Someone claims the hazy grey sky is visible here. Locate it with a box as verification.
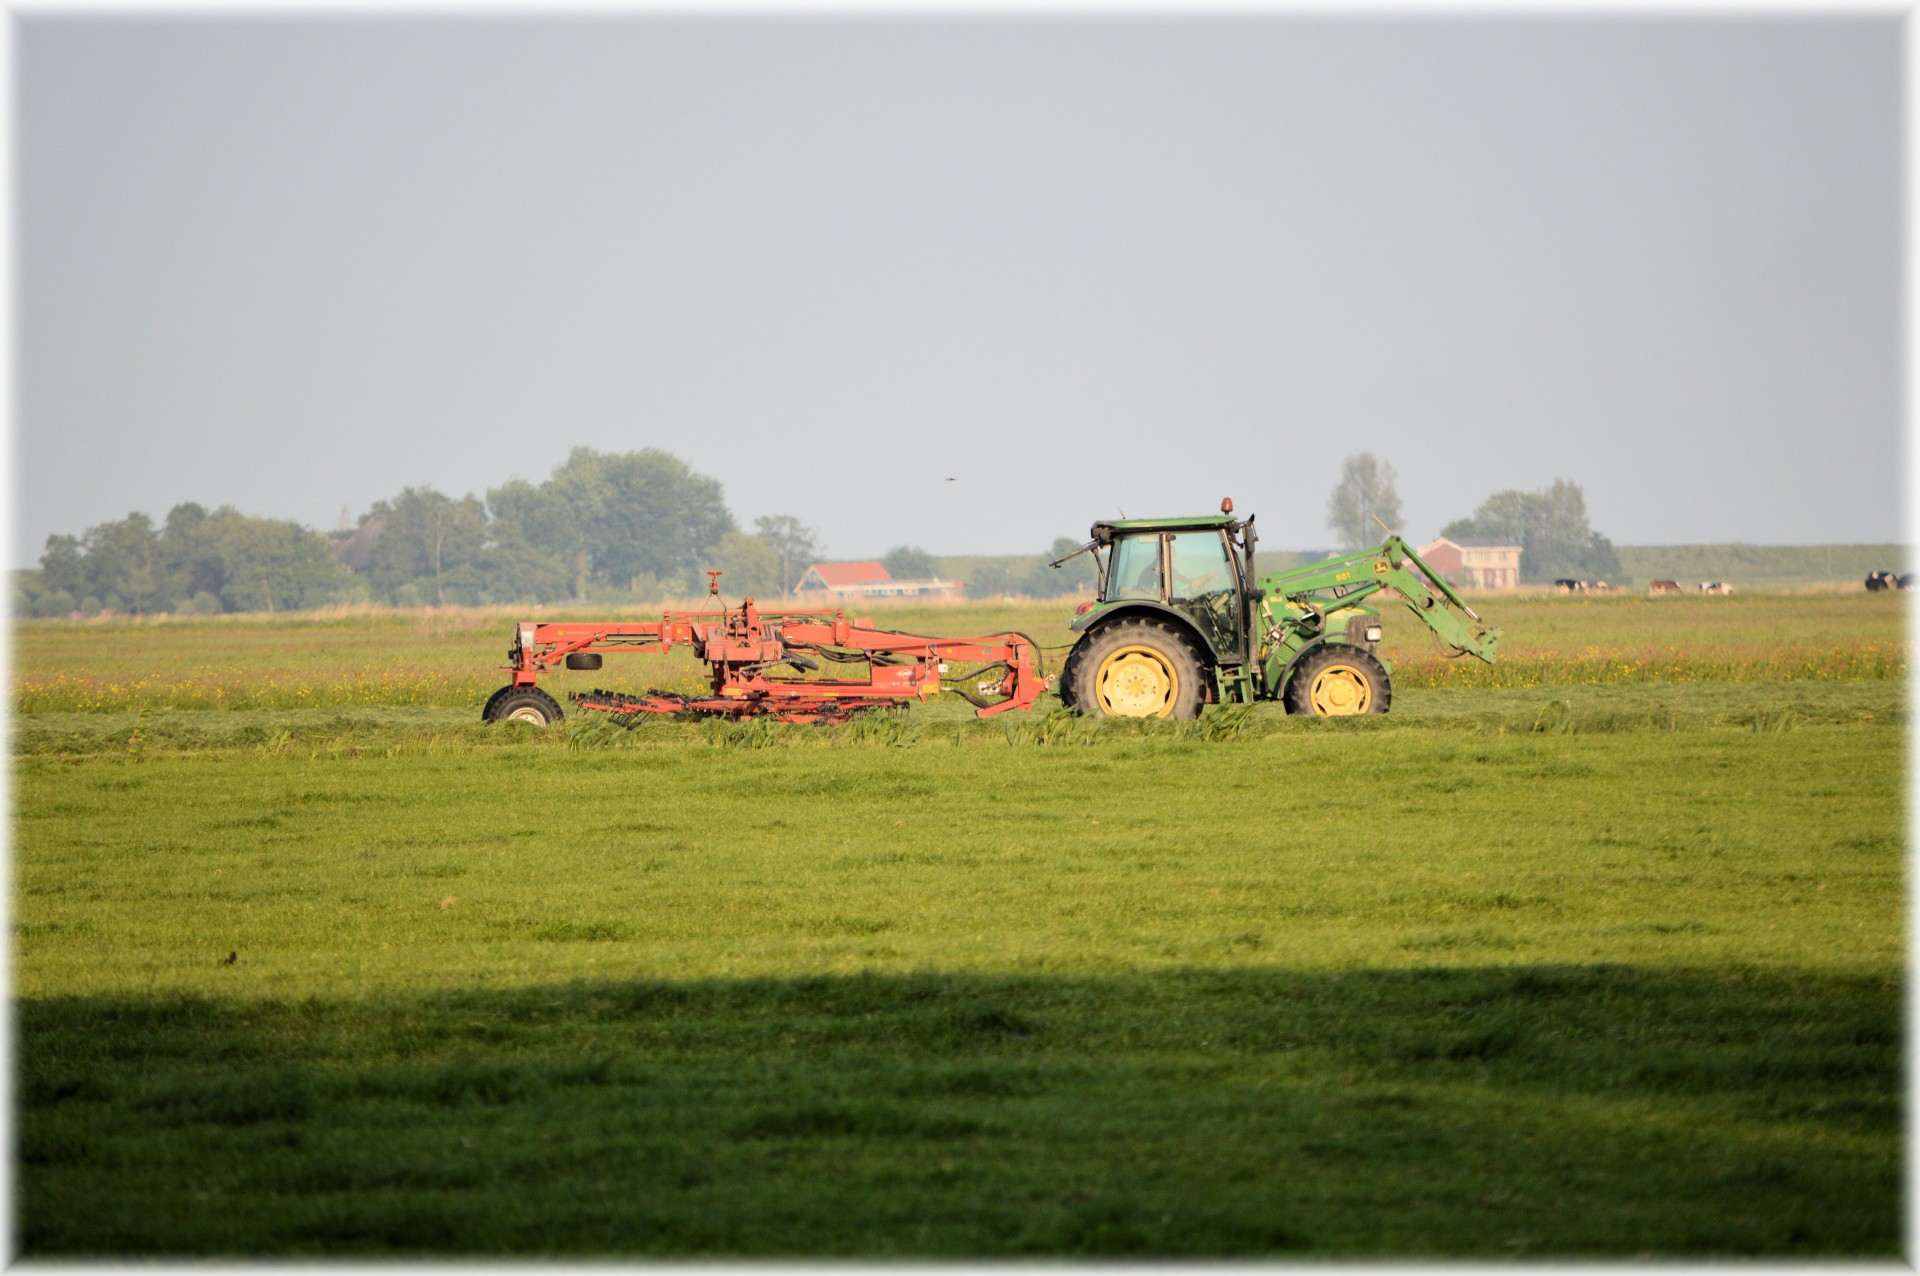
[15,14,1903,566]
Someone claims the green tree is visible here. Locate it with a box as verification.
[90,513,165,613]
[1441,479,1622,583]
[1326,452,1404,549]
[754,515,822,599]
[211,513,359,613]
[527,448,735,597]
[160,503,229,601]
[13,569,75,618]
[476,479,572,604]
[37,513,166,614]
[363,487,489,606]
[881,545,938,580]
[37,535,86,605]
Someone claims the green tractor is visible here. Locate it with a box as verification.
[1051,500,1501,718]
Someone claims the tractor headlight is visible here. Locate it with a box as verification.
[1364,626,1383,643]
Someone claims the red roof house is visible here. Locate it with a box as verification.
[794,561,963,602]
[797,562,891,592]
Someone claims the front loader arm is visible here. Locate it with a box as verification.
[1258,536,1501,665]
[1378,551,1501,664]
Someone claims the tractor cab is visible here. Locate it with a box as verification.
[1062,501,1258,665]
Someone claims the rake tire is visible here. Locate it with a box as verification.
[483,685,565,727]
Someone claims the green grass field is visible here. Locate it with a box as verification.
[12,592,1906,1256]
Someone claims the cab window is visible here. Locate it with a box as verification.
[1106,535,1162,602]
[1167,532,1232,600]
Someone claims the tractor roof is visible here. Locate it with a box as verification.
[1093,513,1237,535]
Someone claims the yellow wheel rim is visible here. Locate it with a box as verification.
[1307,664,1372,715]
[1095,645,1179,718]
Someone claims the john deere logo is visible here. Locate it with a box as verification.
[1375,560,1390,575]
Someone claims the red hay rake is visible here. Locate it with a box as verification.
[489,596,1051,726]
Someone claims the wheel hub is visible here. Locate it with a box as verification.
[1308,666,1370,715]
[1097,646,1178,717]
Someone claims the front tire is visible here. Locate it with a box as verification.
[483,685,565,726]
[1284,644,1391,716]
[1068,620,1207,719]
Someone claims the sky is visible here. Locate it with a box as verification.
[13,12,1905,568]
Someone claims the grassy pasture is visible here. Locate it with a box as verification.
[10,590,1907,1257]
[10,589,1908,712]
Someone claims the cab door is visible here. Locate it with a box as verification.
[1165,530,1243,658]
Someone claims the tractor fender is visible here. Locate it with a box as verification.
[1069,602,1216,664]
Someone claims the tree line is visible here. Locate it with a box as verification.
[1326,452,1622,583]
[14,447,1094,618]
[18,446,1622,618]
[22,503,357,619]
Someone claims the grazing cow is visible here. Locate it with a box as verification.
[1700,581,1736,595]
[1901,574,1914,590]
[1648,579,1681,595]
[1553,578,1581,594]
[1865,571,1899,592]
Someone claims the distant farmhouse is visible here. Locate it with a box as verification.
[794,561,964,603]
[1417,537,1522,590]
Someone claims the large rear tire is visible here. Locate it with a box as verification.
[1068,620,1207,720]
[1284,644,1391,716]
[1055,640,1088,708]
[483,685,565,726]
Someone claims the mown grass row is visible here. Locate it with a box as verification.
[14,637,1907,714]
[12,683,1904,760]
